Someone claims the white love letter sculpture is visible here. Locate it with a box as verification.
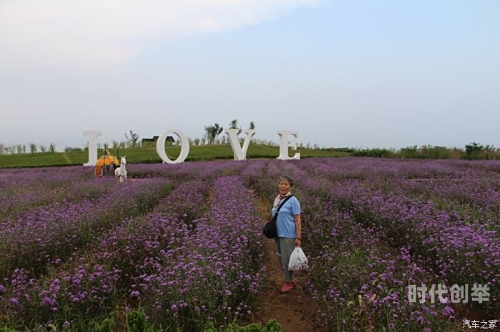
[83,131,102,166]
[276,131,300,160]
[156,129,190,164]
[225,129,256,161]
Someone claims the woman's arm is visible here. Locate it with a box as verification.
[294,214,302,246]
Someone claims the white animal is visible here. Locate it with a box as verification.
[115,156,127,182]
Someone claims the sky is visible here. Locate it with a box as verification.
[1,0,499,151]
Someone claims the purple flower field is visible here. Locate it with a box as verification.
[0,157,498,331]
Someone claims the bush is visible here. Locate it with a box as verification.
[94,318,116,332]
[127,310,146,332]
[64,146,83,152]
[352,148,395,158]
[0,327,18,332]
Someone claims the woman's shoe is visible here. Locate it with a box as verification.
[280,282,295,293]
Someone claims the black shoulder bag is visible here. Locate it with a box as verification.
[263,195,293,239]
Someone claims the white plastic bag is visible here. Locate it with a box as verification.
[288,247,309,271]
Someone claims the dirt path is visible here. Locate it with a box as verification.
[249,200,327,332]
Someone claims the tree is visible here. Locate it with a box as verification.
[204,123,223,145]
[465,142,484,155]
[248,121,257,143]
[125,130,140,148]
[29,143,37,154]
[228,119,242,135]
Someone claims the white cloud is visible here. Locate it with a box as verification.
[0,0,323,69]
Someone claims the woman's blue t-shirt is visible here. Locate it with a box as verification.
[271,196,301,238]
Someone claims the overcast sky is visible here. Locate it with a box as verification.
[1,0,499,151]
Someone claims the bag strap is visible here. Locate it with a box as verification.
[276,195,294,213]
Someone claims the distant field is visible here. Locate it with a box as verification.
[0,144,350,168]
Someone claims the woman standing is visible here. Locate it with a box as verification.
[272,175,302,293]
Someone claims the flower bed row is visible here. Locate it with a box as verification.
[132,175,264,331]
[0,167,118,221]
[0,178,174,300]
[301,157,500,228]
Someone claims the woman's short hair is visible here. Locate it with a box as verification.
[279,175,295,186]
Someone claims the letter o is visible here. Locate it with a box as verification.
[156,129,190,164]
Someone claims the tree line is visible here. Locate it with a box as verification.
[0,119,257,154]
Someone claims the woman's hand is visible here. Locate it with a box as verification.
[295,238,301,247]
